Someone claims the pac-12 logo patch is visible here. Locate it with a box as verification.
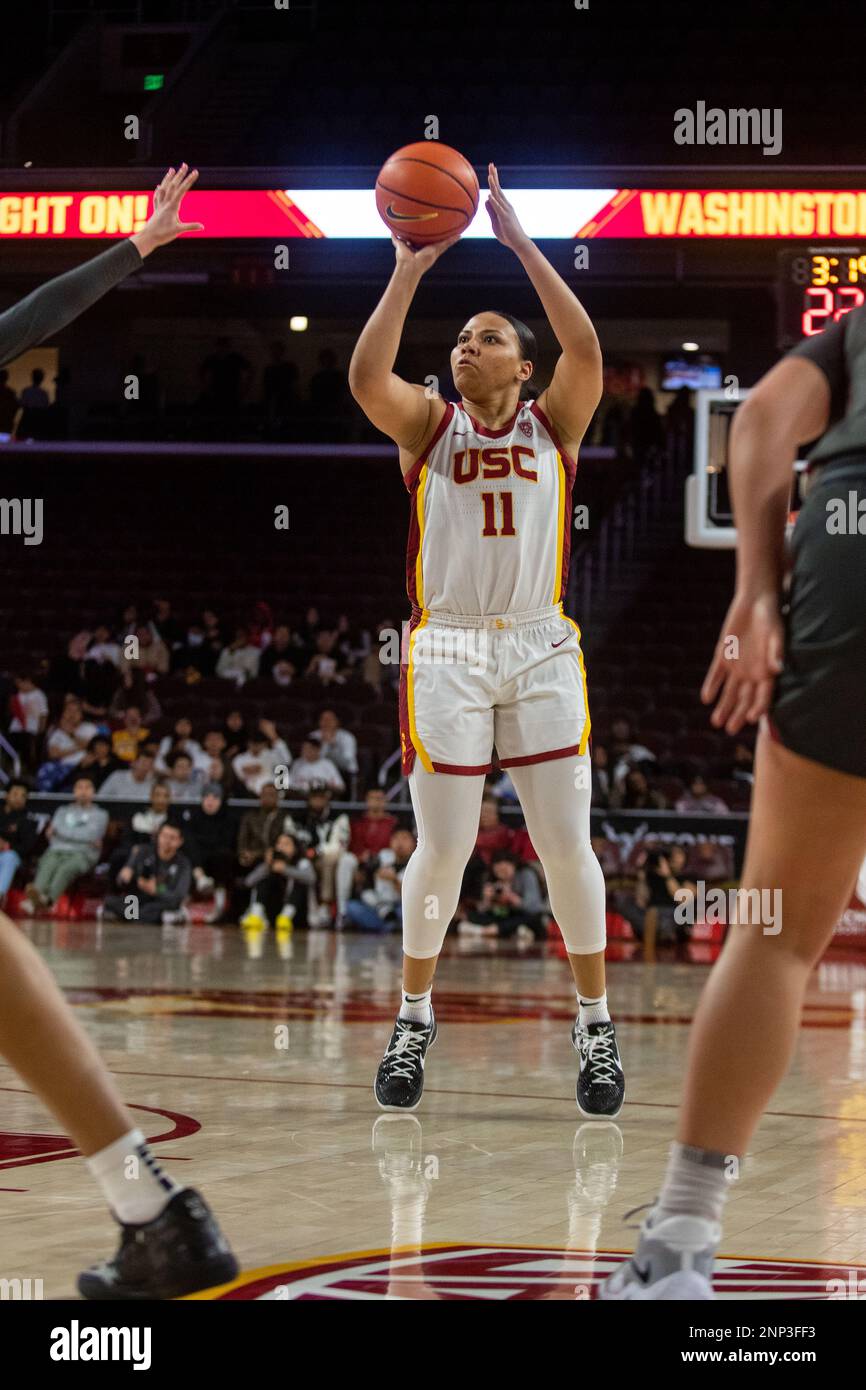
[518,419,532,438]
[185,1245,866,1300]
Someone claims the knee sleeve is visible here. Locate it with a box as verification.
[400,764,486,959]
[508,755,607,955]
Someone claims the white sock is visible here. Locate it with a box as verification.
[399,987,432,1025]
[577,991,610,1027]
[653,1141,733,1227]
[86,1127,182,1224]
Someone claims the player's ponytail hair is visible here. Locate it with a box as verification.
[486,310,538,399]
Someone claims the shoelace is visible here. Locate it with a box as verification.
[384,1020,427,1080]
[580,1027,619,1087]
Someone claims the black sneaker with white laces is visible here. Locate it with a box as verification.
[374,1011,437,1112]
[77,1188,239,1300]
[571,1019,625,1119]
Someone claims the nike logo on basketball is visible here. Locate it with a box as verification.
[387,205,438,221]
[551,636,569,647]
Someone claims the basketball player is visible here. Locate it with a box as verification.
[0,165,237,1298]
[604,305,866,1298]
[349,164,623,1118]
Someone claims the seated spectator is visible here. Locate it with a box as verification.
[241,831,316,930]
[198,728,234,792]
[100,751,156,801]
[690,839,733,882]
[611,768,667,811]
[39,697,99,788]
[150,598,185,651]
[282,784,355,928]
[216,626,260,685]
[238,784,284,873]
[179,783,236,922]
[349,787,397,867]
[222,709,248,761]
[343,827,415,933]
[155,716,208,774]
[7,673,49,770]
[675,774,729,815]
[111,704,151,764]
[166,750,205,803]
[128,625,170,678]
[591,743,611,807]
[107,781,172,882]
[108,669,161,725]
[86,624,122,670]
[102,821,191,925]
[232,721,292,795]
[305,629,346,686]
[638,845,697,944]
[258,623,300,680]
[460,851,546,941]
[333,612,370,671]
[116,603,139,641]
[0,780,38,908]
[310,708,358,783]
[44,630,91,703]
[609,716,657,789]
[22,774,108,914]
[288,737,344,794]
[172,621,219,679]
[62,733,121,791]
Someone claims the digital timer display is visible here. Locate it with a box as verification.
[777,247,866,346]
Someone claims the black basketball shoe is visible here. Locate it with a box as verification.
[572,1019,625,1119]
[77,1188,239,1300]
[374,1012,437,1112]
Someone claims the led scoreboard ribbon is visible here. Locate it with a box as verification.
[777,247,866,347]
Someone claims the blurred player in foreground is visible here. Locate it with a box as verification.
[0,165,238,1299]
[604,306,866,1298]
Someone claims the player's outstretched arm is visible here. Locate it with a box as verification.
[485,162,602,449]
[349,233,458,453]
[0,164,203,370]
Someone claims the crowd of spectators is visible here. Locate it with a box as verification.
[1,587,748,946]
[0,766,733,947]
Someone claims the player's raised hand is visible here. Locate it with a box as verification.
[131,164,204,257]
[485,163,529,251]
[391,231,461,275]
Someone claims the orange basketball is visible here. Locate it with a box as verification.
[375,141,479,247]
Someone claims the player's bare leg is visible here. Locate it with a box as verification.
[603,730,866,1299]
[0,910,237,1297]
[679,732,866,1153]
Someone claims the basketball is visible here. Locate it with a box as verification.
[375,141,479,246]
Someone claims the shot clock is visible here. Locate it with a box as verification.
[777,247,866,347]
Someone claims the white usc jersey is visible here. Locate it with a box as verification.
[403,397,578,616]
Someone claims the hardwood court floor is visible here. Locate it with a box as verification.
[2,921,866,1300]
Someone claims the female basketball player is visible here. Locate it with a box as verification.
[604,305,866,1298]
[0,165,237,1298]
[349,164,623,1118]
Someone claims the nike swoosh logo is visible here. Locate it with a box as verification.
[386,205,439,221]
[551,636,569,647]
